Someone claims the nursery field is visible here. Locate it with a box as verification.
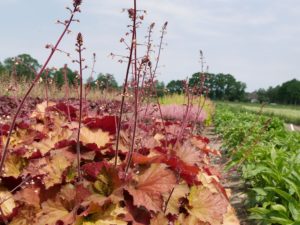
[215,103,300,224]
[224,102,300,125]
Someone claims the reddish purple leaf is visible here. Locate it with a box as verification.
[83,116,118,134]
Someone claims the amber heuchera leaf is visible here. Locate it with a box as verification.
[14,186,40,208]
[31,128,73,156]
[3,154,26,178]
[163,156,199,185]
[126,164,176,212]
[0,187,16,217]
[9,206,39,225]
[150,213,168,225]
[163,184,189,215]
[175,141,201,166]
[187,186,228,225]
[78,126,111,150]
[30,101,56,120]
[223,205,240,225]
[79,204,127,225]
[34,199,71,225]
[23,151,72,189]
[176,214,209,225]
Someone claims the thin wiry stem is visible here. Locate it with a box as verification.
[0,5,80,176]
[75,33,84,181]
[63,64,72,122]
[114,3,137,167]
[148,23,169,144]
[44,69,49,107]
[125,14,139,173]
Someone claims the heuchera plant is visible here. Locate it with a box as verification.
[0,100,238,225]
[0,0,240,224]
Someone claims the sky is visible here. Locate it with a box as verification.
[0,0,300,91]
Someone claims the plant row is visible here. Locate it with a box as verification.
[214,104,300,225]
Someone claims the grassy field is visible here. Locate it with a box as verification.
[223,102,300,125]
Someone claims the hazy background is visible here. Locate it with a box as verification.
[1,0,300,91]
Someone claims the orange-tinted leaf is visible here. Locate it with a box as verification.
[3,154,26,178]
[31,128,72,155]
[163,156,199,185]
[78,126,111,149]
[187,186,228,225]
[23,151,72,189]
[163,184,189,215]
[126,164,176,212]
[223,205,240,225]
[150,213,168,225]
[175,141,201,166]
[30,101,55,120]
[0,187,16,217]
[14,185,40,208]
[177,214,209,225]
[131,152,164,165]
[9,206,39,225]
[191,137,220,156]
[34,199,72,225]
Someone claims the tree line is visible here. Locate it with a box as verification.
[167,72,247,101]
[2,54,298,104]
[256,79,300,105]
[0,54,118,91]
[0,54,247,100]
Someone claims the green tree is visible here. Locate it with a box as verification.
[4,54,40,80]
[189,72,246,101]
[278,79,300,105]
[94,73,118,91]
[256,88,269,103]
[167,80,184,94]
[51,66,77,88]
[266,86,280,103]
[0,62,5,75]
[155,81,165,97]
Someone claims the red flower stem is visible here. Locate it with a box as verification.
[114,1,137,167]
[0,8,77,176]
[63,64,72,122]
[164,186,175,213]
[140,23,154,91]
[176,82,192,144]
[143,22,167,118]
[76,33,84,181]
[44,68,49,107]
[125,0,138,173]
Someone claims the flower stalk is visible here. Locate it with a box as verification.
[0,1,82,177]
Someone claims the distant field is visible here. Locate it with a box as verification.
[224,102,300,125]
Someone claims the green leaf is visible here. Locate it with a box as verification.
[252,188,267,196]
[289,202,300,221]
[271,204,287,213]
